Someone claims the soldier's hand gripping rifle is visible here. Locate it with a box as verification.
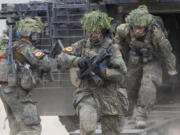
[7,25,17,86]
[41,40,63,81]
[77,47,112,88]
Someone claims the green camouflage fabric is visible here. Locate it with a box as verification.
[58,37,128,135]
[125,5,152,27]
[15,17,44,37]
[0,39,56,135]
[115,13,177,121]
[13,40,56,71]
[81,10,114,33]
[1,86,41,135]
[0,36,8,82]
[79,104,125,135]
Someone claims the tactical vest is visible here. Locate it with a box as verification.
[127,26,156,64]
[0,49,8,83]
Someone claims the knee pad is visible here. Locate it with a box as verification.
[22,104,40,126]
[79,105,98,133]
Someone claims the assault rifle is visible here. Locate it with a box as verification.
[77,47,112,88]
[41,40,63,81]
[7,25,17,86]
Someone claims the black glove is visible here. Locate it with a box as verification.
[78,57,89,68]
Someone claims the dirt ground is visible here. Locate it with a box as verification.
[0,99,69,135]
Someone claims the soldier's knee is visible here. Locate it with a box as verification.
[79,105,98,133]
[22,103,41,126]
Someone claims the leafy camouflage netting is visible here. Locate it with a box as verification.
[81,10,114,33]
[15,16,44,37]
[125,5,152,27]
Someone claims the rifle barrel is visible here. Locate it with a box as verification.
[58,40,65,52]
[8,25,13,65]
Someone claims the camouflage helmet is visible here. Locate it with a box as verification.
[125,5,152,27]
[81,10,114,33]
[15,17,44,37]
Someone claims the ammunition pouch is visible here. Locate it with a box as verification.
[128,50,140,67]
[8,62,17,87]
[20,64,36,91]
[0,58,8,82]
[130,40,145,50]
[140,48,153,63]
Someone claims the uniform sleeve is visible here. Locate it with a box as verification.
[68,39,86,56]
[115,24,129,50]
[57,52,81,68]
[152,26,177,75]
[102,44,127,83]
[56,39,86,68]
[18,44,56,71]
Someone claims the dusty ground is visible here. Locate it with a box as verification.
[0,99,69,135]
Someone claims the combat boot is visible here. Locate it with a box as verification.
[135,118,147,129]
[132,106,148,129]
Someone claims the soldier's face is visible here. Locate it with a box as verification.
[87,31,104,44]
[132,26,146,38]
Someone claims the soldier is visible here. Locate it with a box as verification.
[115,5,177,128]
[57,10,129,135]
[0,17,57,135]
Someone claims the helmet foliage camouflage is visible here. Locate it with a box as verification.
[125,5,152,27]
[15,17,44,37]
[81,10,114,33]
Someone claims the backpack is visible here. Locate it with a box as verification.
[151,15,168,38]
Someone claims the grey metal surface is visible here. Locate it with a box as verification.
[108,2,180,13]
[105,0,180,4]
[32,71,76,116]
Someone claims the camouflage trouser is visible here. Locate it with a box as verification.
[126,59,162,119]
[77,97,125,135]
[0,85,41,135]
[138,61,162,108]
[135,61,162,120]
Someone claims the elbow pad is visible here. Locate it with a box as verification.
[105,68,125,85]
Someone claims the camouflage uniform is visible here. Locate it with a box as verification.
[57,10,128,135]
[0,17,56,135]
[115,5,177,128]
